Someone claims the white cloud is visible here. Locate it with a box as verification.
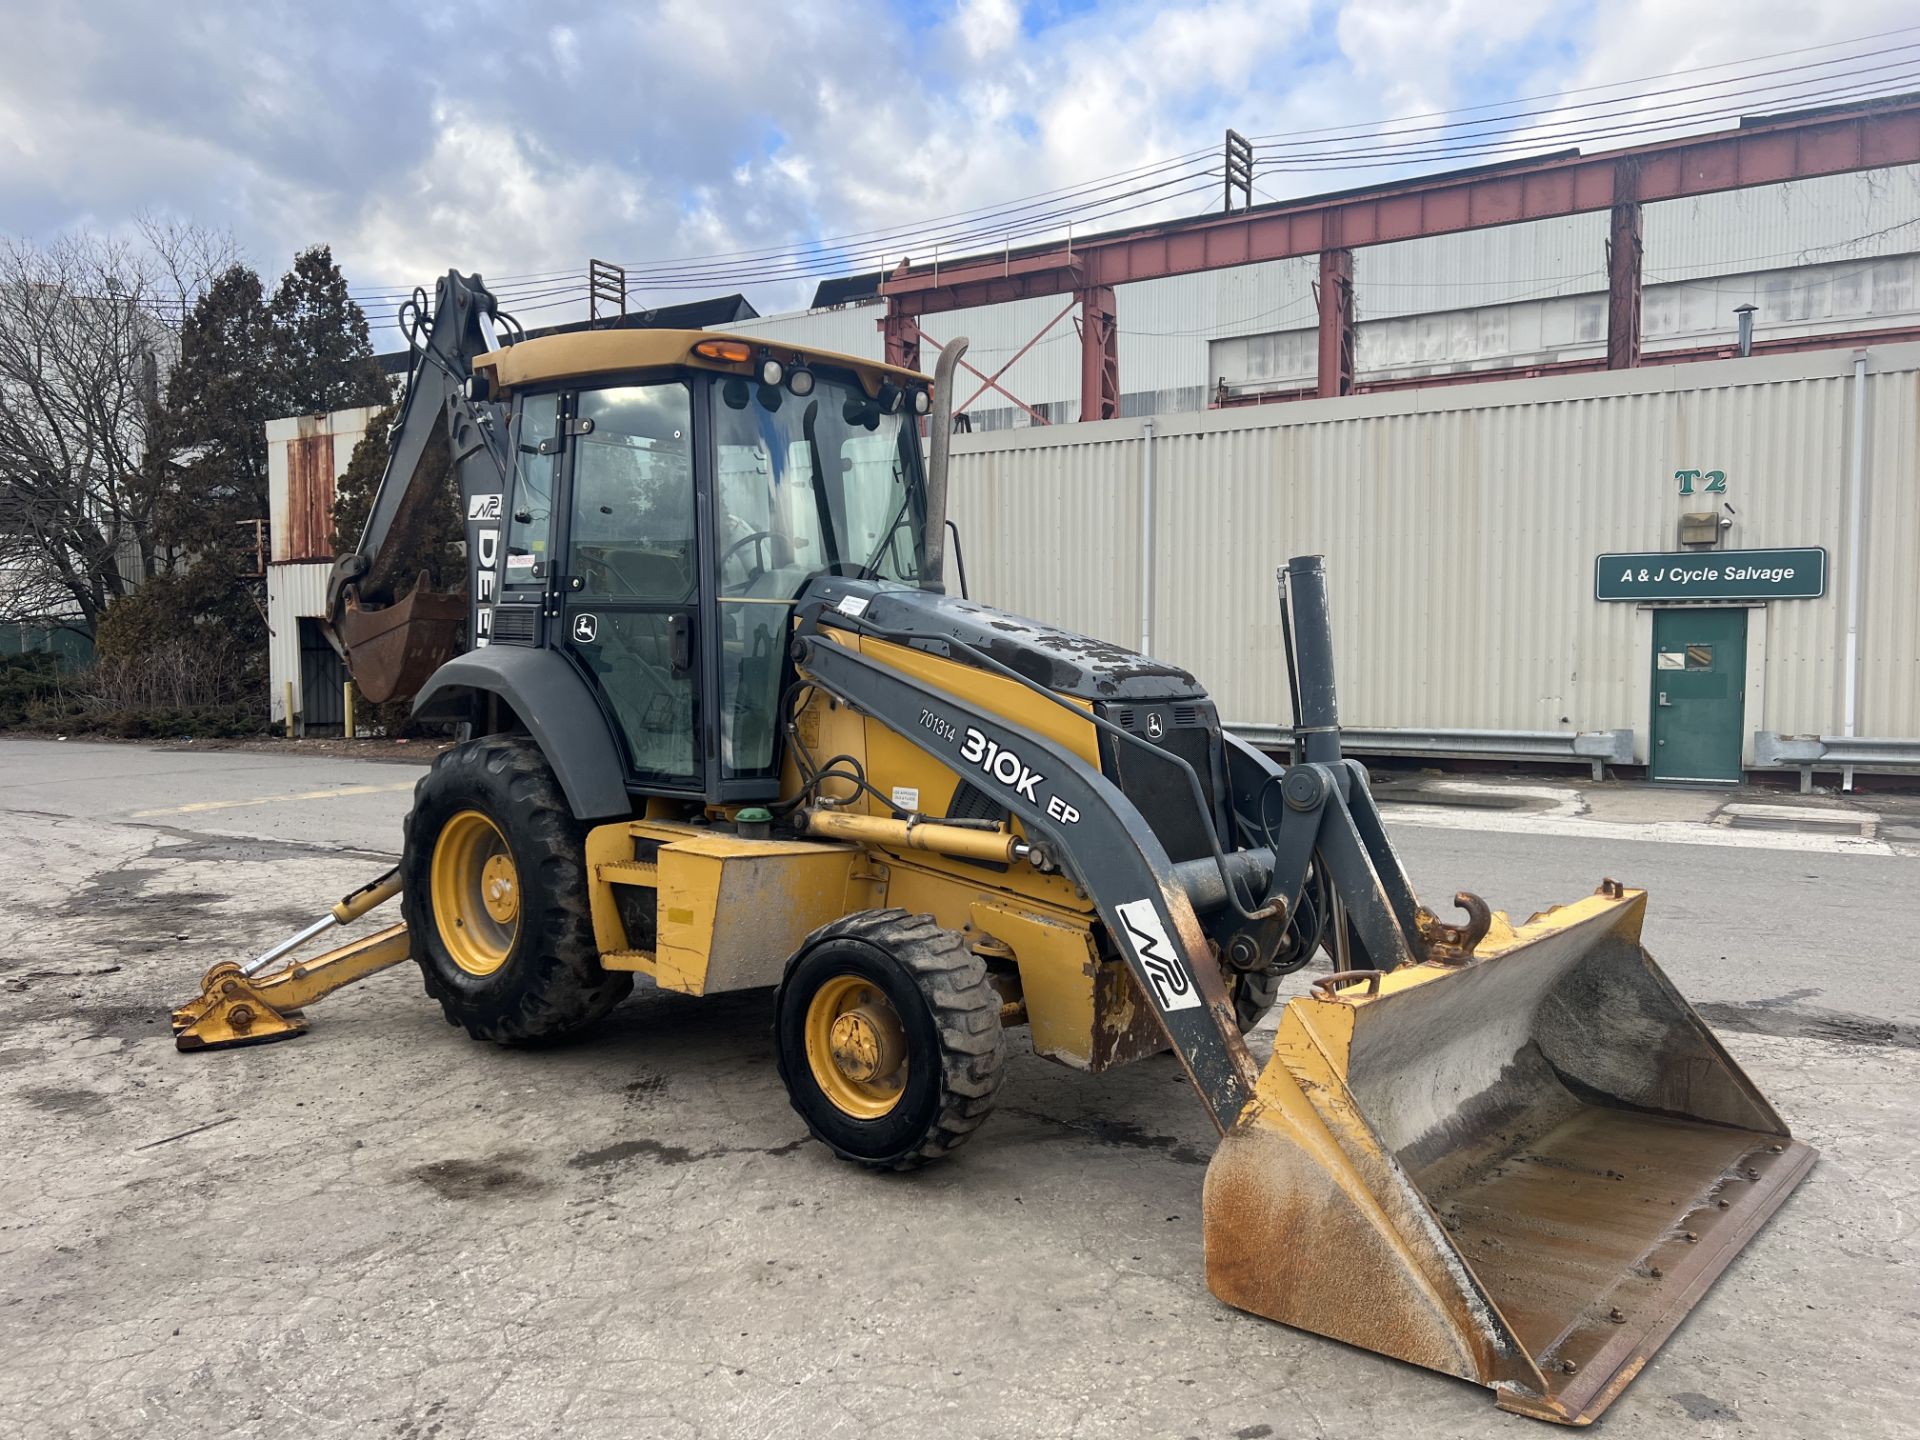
[953,0,1024,61]
[1,0,1909,342]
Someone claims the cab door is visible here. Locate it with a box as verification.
[558,381,704,790]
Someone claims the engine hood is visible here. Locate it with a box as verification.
[799,578,1205,703]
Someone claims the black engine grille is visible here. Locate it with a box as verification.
[1096,699,1226,863]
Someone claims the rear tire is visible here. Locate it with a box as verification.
[775,909,1005,1171]
[401,735,631,1043]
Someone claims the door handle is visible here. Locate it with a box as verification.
[668,612,692,675]
[1657,691,1671,707]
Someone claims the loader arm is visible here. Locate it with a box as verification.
[323,271,515,703]
[792,618,1265,1131]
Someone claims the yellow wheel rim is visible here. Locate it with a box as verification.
[804,975,909,1119]
[431,809,520,976]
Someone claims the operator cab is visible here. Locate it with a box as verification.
[476,332,934,804]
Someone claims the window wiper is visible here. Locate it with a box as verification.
[800,400,840,570]
[859,492,913,578]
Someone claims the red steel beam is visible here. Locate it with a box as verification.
[1607,159,1643,369]
[881,96,1920,318]
[1315,249,1354,397]
[881,309,920,371]
[1078,285,1119,421]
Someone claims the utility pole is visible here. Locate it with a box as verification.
[1224,129,1253,213]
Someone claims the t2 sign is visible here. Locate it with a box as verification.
[1675,469,1727,496]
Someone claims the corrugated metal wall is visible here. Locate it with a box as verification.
[1863,362,1920,737]
[946,342,1920,759]
[266,563,329,726]
[267,406,383,564]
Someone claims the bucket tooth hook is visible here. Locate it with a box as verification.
[1417,890,1492,963]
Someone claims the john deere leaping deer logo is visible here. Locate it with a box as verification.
[571,613,598,644]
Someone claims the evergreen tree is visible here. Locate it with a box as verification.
[269,245,391,415]
[118,263,277,660]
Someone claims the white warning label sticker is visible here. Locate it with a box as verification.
[1114,899,1201,1012]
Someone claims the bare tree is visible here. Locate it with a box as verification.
[0,229,201,634]
[137,212,243,322]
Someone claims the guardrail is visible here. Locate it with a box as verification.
[1226,724,1634,781]
[1754,732,1920,792]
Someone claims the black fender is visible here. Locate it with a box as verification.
[413,648,631,821]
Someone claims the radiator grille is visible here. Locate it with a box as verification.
[1095,700,1225,863]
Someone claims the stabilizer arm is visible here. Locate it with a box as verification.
[171,871,410,1051]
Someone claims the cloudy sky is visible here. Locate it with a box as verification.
[1,0,1910,342]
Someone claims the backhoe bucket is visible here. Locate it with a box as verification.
[331,580,465,704]
[1204,884,1814,1426]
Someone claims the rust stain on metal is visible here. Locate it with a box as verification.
[1090,960,1171,1071]
[281,428,337,562]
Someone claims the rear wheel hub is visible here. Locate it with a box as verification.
[430,809,520,977]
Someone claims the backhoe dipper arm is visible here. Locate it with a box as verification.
[790,624,1262,1135]
[323,271,513,700]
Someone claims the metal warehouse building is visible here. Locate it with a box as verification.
[265,406,381,733]
[942,341,1918,789]
[264,100,1920,784]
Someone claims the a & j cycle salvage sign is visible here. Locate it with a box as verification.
[1594,547,1828,602]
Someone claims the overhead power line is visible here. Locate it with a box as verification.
[347,28,1920,315]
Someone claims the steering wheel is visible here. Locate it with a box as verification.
[720,529,777,590]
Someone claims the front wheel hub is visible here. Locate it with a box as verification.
[829,1005,904,1083]
[805,976,909,1118]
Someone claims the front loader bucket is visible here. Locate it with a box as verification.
[330,579,465,704]
[1203,884,1814,1426]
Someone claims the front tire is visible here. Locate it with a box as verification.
[401,735,631,1043]
[775,910,1005,1171]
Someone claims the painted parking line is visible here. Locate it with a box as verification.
[130,780,417,818]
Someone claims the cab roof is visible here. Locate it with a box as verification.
[471,328,928,398]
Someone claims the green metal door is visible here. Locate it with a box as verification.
[1650,608,1747,783]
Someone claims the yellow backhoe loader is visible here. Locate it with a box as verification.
[172,273,1812,1425]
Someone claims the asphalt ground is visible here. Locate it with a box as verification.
[1,738,1914,1439]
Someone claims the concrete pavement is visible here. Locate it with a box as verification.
[1,738,1914,1438]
